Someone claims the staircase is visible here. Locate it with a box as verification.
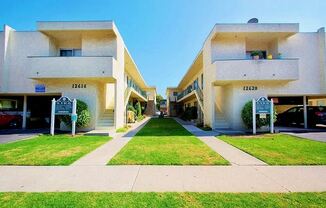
[194,88,204,113]
[214,108,230,129]
[95,109,115,130]
[144,100,156,116]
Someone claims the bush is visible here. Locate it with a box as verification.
[181,106,197,121]
[241,101,277,129]
[59,99,91,128]
[135,102,142,118]
[127,104,136,114]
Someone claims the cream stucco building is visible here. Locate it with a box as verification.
[0,21,156,131]
[167,21,326,130]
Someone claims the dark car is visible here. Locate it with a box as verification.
[276,106,326,127]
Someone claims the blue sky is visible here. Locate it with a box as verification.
[1,0,325,96]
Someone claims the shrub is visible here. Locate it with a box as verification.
[127,104,136,114]
[135,102,142,118]
[250,50,263,57]
[181,106,197,121]
[241,101,277,129]
[59,99,91,128]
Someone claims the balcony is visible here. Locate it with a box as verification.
[127,78,147,100]
[213,59,299,84]
[28,56,116,79]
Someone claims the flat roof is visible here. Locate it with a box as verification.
[37,21,114,31]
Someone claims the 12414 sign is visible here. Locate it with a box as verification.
[72,84,87,88]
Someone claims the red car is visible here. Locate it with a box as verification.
[0,112,22,128]
[0,99,22,128]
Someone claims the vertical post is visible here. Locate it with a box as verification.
[50,98,56,136]
[252,99,256,135]
[303,96,308,129]
[72,99,77,137]
[22,95,27,129]
[270,99,274,133]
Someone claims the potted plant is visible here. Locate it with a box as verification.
[277,53,282,59]
[251,51,263,60]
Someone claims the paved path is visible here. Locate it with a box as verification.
[0,129,46,144]
[0,165,325,192]
[285,132,326,143]
[174,118,266,166]
[72,117,151,166]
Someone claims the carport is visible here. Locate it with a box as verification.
[269,95,326,129]
[0,94,60,129]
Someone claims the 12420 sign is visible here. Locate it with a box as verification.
[72,84,87,88]
[243,86,257,91]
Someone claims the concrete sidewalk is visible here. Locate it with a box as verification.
[72,117,151,166]
[0,165,325,192]
[174,118,266,166]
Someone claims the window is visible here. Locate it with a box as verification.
[173,92,178,96]
[60,49,81,57]
[201,73,204,89]
[0,99,18,110]
[193,79,199,90]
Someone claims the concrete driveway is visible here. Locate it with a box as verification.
[0,129,47,144]
[286,132,326,142]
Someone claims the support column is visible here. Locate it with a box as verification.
[303,96,308,129]
[22,95,27,129]
[211,85,216,128]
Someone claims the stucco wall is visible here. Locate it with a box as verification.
[6,31,50,93]
[82,34,116,57]
[211,37,246,61]
[0,31,4,91]
[39,79,101,130]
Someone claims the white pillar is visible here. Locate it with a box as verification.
[22,95,27,129]
[211,85,216,128]
[50,98,56,136]
[71,99,77,137]
[252,99,256,135]
[270,99,274,133]
[303,96,308,129]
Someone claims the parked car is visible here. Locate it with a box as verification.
[0,112,22,128]
[276,106,326,127]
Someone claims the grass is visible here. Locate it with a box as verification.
[219,134,326,165]
[109,118,228,165]
[116,126,129,133]
[0,134,110,165]
[0,192,325,207]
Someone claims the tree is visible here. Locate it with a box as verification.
[156,94,164,110]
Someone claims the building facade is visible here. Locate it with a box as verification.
[167,21,326,130]
[0,21,155,131]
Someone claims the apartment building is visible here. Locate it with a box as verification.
[167,20,326,130]
[0,21,155,131]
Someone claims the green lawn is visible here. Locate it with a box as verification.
[0,192,325,208]
[219,134,326,165]
[0,134,110,165]
[109,118,228,165]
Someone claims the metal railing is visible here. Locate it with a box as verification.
[127,78,147,99]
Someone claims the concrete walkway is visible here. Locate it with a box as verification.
[285,132,326,143]
[72,117,151,166]
[0,129,46,144]
[174,118,267,166]
[0,165,325,192]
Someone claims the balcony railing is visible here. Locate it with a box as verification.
[28,56,115,79]
[127,78,147,99]
[177,83,201,101]
[213,58,299,83]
